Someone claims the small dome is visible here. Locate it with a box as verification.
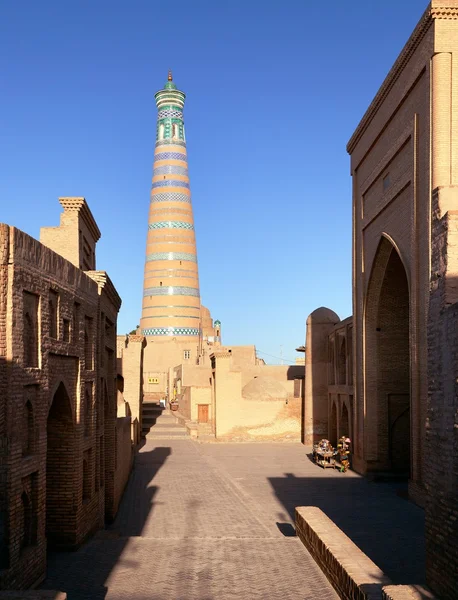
[307,307,340,325]
[242,376,288,401]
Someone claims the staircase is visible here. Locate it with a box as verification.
[142,402,189,440]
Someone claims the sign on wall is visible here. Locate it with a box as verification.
[148,377,159,384]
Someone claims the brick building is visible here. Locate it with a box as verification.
[304,2,458,597]
[0,197,132,590]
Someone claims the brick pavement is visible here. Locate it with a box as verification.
[42,441,425,599]
[197,444,426,585]
[42,440,338,599]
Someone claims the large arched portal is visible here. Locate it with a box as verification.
[365,238,410,475]
[46,382,76,548]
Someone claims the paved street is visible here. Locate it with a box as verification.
[42,440,425,599]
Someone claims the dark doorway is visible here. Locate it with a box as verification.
[330,400,337,446]
[365,239,411,475]
[341,402,350,439]
[46,382,76,548]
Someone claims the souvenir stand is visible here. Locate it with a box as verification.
[312,437,352,472]
[336,436,351,472]
[312,439,336,469]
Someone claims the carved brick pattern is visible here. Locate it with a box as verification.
[151,207,192,217]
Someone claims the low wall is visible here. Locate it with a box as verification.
[295,506,390,600]
[113,416,133,515]
[0,594,66,600]
[382,586,436,600]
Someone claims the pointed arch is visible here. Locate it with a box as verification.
[22,400,34,456]
[341,402,350,439]
[330,400,337,446]
[364,236,411,474]
[46,381,76,548]
[337,336,347,385]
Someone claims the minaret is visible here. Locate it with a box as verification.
[140,72,201,340]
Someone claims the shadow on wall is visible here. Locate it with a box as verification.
[287,365,305,441]
[41,446,171,599]
[268,471,425,586]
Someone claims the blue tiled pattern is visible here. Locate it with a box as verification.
[142,327,200,336]
[151,192,191,203]
[156,140,186,148]
[153,165,188,177]
[158,108,183,119]
[146,252,197,262]
[143,286,200,297]
[148,221,194,230]
[152,180,190,189]
[154,152,187,162]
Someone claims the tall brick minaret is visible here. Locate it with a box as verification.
[140,72,201,340]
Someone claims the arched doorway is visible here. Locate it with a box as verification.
[46,382,76,548]
[341,402,350,440]
[338,337,347,385]
[330,400,337,446]
[365,238,411,475]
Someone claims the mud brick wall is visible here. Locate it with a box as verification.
[0,224,124,590]
[113,416,133,516]
[425,192,458,600]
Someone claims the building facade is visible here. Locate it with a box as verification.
[304,3,458,597]
[0,198,132,590]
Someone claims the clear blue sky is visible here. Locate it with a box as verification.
[1,0,427,365]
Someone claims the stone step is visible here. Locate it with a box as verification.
[142,424,185,433]
[142,408,163,415]
[145,431,189,439]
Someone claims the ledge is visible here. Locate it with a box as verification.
[382,585,436,600]
[0,593,66,600]
[295,506,391,600]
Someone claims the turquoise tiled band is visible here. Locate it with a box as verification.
[151,192,190,203]
[155,140,186,148]
[148,221,194,230]
[142,327,200,336]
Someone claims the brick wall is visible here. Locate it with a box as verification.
[113,416,133,516]
[425,190,458,599]
[0,212,125,590]
[349,8,433,503]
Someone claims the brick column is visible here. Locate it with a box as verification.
[122,334,145,444]
[425,188,458,599]
[304,308,339,445]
